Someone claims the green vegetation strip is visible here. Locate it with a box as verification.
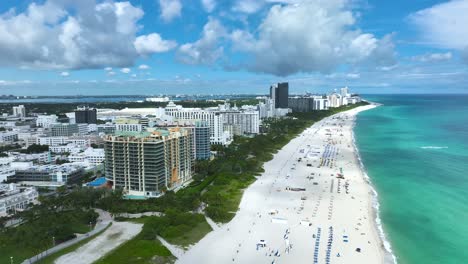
[95,212,212,264]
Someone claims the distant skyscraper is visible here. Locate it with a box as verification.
[340,87,349,97]
[75,106,97,124]
[12,105,26,118]
[195,121,211,160]
[270,82,289,108]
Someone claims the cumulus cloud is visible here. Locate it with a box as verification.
[232,0,300,14]
[232,0,265,13]
[121,68,131,74]
[159,0,182,22]
[134,33,177,55]
[409,0,468,49]
[201,0,216,12]
[138,64,150,70]
[60,71,70,77]
[409,0,468,63]
[104,67,113,71]
[177,18,226,65]
[412,52,452,62]
[230,0,396,76]
[0,0,174,70]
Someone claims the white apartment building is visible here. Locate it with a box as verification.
[10,152,51,164]
[12,105,26,118]
[0,131,18,143]
[115,123,143,132]
[165,101,231,145]
[0,184,39,217]
[36,115,58,128]
[328,93,342,108]
[0,158,15,182]
[37,136,68,146]
[340,87,349,97]
[340,96,349,106]
[115,117,144,132]
[35,136,91,147]
[49,144,83,154]
[313,97,329,110]
[77,123,89,135]
[68,148,105,165]
[222,111,260,135]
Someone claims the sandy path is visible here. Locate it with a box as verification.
[177,105,388,264]
[54,221,142,264]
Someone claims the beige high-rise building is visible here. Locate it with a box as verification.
[104,128,194,198]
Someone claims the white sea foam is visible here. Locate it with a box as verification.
[420,146,448,149]
[352,108,398,264]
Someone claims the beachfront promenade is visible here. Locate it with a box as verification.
[178,105,386,264]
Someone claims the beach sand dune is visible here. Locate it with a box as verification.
[177,105,386,264]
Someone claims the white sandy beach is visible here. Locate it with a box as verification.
[177,104,388,264]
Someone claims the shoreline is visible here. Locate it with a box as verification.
[178,105,391,264]
[350,103,397,264]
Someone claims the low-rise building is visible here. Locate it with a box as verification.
[68,148,105,165]
[115,118,144,132]
[0,184,39,217]
[0,131,18,143]
[0,158,15,183]
[49,144,83,154]
[36,115,58,128]
[51,123,79,137]
[9,152,51,164]
[12,164,84,184]
[97,124,116,135]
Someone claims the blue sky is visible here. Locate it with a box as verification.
[0,0,467,95]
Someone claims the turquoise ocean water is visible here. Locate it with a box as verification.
[354,95,468,264]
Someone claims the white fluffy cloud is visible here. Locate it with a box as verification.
[409,0,468,50]
[412,52,452,62]
[159,0,182,22]
[409,0,468,64]
[232,0,299,14]
[231,0,396,76]
[201,0,216,12]
[138,64,150,70]
[177,18,226,65]
[134,33,177,55]
[0,0,173,70]
[232,0,265,13]
[121,68,131,74]
[60,71,70,77]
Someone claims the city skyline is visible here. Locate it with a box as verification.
[0,0,467,95]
